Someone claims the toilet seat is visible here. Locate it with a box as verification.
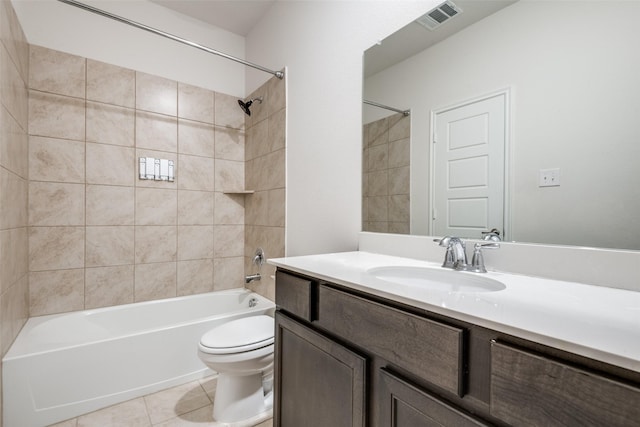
[200,315,274,354]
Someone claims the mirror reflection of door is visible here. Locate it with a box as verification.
[431,91,507,239]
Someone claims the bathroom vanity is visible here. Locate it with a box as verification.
[270,252,640,427]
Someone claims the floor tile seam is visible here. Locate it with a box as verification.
[150,402,215,427]
[143,380,213,425]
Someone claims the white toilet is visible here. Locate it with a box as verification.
[198,315,275,426]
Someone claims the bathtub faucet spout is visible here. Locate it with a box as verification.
[245,273,261,284]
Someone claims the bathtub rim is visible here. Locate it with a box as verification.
[3,288,275,361]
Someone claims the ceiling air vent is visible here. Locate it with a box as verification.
[416,1,463,31]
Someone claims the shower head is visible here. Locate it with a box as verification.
[237,96,263,116]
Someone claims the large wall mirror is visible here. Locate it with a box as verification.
[362,0,640,251]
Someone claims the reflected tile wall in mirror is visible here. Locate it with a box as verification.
[363,112,410,234]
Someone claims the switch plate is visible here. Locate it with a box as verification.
[539,168,560,187]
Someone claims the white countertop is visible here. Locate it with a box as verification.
[269,251,640,373]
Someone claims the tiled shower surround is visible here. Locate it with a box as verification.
[362,112,410,234]
[0,0,29,425]
[243,77,286,302]
[27,44,253,315]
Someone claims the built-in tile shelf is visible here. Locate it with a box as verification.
[223,190,255,195]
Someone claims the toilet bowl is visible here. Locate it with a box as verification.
[198,315,275,426]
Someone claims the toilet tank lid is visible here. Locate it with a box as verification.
[200,315,274,349]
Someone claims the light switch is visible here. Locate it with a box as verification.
[539,168,560,187]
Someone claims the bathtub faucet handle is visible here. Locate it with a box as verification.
[246,248,265,284]
[253,248,265,267]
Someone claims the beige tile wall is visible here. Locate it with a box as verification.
[244,74,286,301]
[28,44,250,316]
[363,113,410,234]
[0,0,29,424]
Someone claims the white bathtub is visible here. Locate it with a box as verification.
[2,288,275,427]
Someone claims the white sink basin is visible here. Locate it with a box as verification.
[367,266,506,293]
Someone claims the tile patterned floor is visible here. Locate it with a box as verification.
[49,375,273,427]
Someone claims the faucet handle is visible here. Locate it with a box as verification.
[482,228,502,242]
[479,242,500,249]
[252,247,265,267]
[469,242,499,273]
[433,236,451,246]
[470,243,487,273]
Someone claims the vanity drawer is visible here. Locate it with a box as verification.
[275,270,315,322]
[317,285,465,396]
[490,341,640,426]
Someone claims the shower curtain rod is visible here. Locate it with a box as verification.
[57,0,284,79]
[363,99,410,116]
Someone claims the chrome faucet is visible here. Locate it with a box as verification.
[437,236,469,270]
[435,236,499,273]
[245,273,261,284]
[481,228,502,242]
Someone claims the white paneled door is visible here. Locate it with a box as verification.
[432,91,507,239]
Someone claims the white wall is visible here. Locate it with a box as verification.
[364,1,640,249]
[246,1,438,256]
[12,0,246,96]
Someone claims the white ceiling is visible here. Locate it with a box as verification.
[149,0,516,77]
[149,0,276,36]
[364,0,517,77]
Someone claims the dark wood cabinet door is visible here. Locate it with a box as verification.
[491,341,640,427]
[274,311,367,427]
[379,369,490,427]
